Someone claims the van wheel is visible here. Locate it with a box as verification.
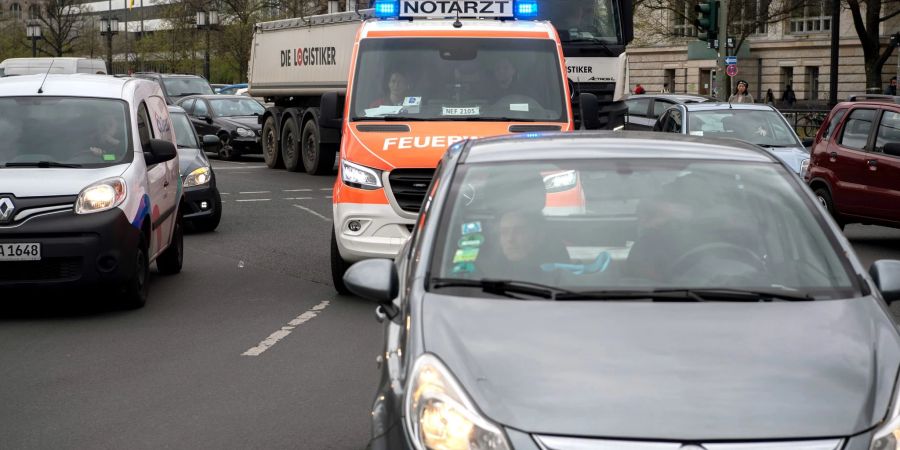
[121,236,150,309]
[331,229,351,295]
[302,119,336,175]
[814,187,845,230]
[218,134,241,161]
[281,119,302,172]
[262,117,283,169]
[157,214,184,275]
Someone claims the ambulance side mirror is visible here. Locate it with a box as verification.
[579,93,601,130]
[321,92,344,129]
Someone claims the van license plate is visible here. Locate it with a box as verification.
[0,243,41,261]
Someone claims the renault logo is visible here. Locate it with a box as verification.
[0,197,15,224]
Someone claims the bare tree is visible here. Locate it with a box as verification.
[845,0,900,92]
[35,0,86,57]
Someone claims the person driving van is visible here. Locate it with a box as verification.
[369,71,413,107]
[86,112,124,160]
[488,58,520,102]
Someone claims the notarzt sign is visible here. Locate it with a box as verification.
[399,0,513,18]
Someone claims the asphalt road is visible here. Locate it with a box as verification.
[3,157,900,449]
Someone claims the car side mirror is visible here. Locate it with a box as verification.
[202,135,221,152]
[144,139,177,165]
[343,258,398,304]
[884,142,900,157]
[579,93,600,130]
[320,92,344,129]
[869,260,900,303]
[801,138,814,148]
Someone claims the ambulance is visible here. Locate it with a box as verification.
[248,0,599,292]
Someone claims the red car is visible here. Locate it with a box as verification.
[806,95,900,229]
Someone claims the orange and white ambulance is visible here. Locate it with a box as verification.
[249,0,599,292]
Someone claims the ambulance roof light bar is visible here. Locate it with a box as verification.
[373,0,399,18]
[515,0,539,18]
[372,0,539,20]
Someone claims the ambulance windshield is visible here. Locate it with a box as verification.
[539,0,620,43]
[351,38,566,122]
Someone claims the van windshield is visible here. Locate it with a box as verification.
[350,38,567,122]
[0,97,132,168]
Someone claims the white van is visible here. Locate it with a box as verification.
[0,74,184,308]
[0,57,108,77]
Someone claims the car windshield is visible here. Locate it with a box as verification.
[688,109,800,147]
[170,112,198,148]
[209,98,265,117]
[539,0,620,43]
[431,159,857,299]
[163,77,214,97]
[350,38,566,122]
[0,97,131,167]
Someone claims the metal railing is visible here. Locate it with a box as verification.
[777,108,831,139]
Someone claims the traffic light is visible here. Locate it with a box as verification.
[695,0,719,48]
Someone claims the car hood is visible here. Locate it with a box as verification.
[177,147,208,177]
[766,145,809,173]
[218,116,261,130]
[422,293,900,441]
[0,164,129,197]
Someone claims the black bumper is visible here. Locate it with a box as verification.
[231,136,261,155]
[182,176,220,221]
[0,208,141,289]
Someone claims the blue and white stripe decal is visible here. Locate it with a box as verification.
[131,194,150,229]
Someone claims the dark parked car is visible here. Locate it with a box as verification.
[176,95,264,160]
[168,106,223,232]
[807,95,900,229]
[344,132,900,450]
[133,73,215,105]
[624,93,712,130]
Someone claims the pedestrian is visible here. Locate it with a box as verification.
[634,84,645,95]
[728,79,755,104]
[764,88,775,105]
[661,82,670,93]
[781,84,797,107]
[887,77,898,96]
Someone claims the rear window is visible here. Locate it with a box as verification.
[162,77,214,97]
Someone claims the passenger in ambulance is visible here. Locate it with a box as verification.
[369,71,414,107]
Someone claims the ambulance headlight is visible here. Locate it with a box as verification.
[514,0,539,18]
[75,177,127,214]
[342,160,383,190]
[374,0,399,18]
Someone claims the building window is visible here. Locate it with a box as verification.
[781,66,794,93]
[664,69,676,93]
[790,0,831,33]
[28,4,38,19]
[733,0,770,36]
[671,0,697,38]
[806,66,820,100]
[10,3,21,20]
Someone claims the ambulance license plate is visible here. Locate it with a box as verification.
[0,243,41,261]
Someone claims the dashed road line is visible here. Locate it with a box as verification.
[319,188,333,191]
[293,204,330,222]
[283,197,312,200]
[213,166,268,170]
[240,191,271,194]
[236,199,271,202]
[242,301,331,356]
[283,189,312,192]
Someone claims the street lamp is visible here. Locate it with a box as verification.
[100,16,119,74]
[25,21,42,58]
[196,9,219,81]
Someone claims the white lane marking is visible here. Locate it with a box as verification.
[283,197,312,200]
[236,199,271,202]
[283,189,312,192]
[325,195,333,199]
[319,188,333,191]
[293,204,330,222]
[220,192,231,195]
[240,191,271,194]
[213,166,267,170]
[242,301,331,356]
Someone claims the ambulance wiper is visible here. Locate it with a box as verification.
[352,116,431,121]
[444,117,539,122]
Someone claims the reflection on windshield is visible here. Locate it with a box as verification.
[539,0,619,42]
[171,113,198,148]
[163,78,214,96]
[688,110,800,147]
[209,98,265,117]
[433,160,855,297]
[351,38,566,122]
[0,97,131,167]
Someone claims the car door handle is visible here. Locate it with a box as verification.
[829,151,838,159]
[164,180,170,187]
[867,159,878,170]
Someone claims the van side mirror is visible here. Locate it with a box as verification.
[579,93,601,130]
[144,139,177,165]
[343,258,398,304]
[320,92,344,129]
[884,142,900,157]
[869,260,900,303]
[202,135,221,152]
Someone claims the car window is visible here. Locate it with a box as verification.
[664,110,682,132]
[839,109,875,150]
[687,109,798,146]
[626,98,650,117]
[193,100,209,117]
[171,112,200,149]
[209,98,265,117]
[162,77,214,96]
[430,159,857,298]
[822,108,846,141]
[874,111,900,153]
[652,100,674,118]
[137,102,154,153]
[180,99,195,115]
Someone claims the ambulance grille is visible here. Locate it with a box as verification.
[388,169,435,214]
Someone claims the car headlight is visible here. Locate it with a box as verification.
[75,177,127,215]
[183,166,212,187]
[871,379,900,449]
[342,160,382,189]
[405,354,510,450]
[800,158,810,180]
[235,127,254,137]
[544,170,578,192]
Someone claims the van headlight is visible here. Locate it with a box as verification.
[342,160,382,190]
[405,354,510,450]
[183,166,212,187]
[75,177,127,214]
[544,170,578,192]
[235,127,254,137]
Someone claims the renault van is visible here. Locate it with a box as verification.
[0,57,108,76]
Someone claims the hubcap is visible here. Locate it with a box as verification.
[817,195,828,209]
[306,135,316,164]
[266,129,276,157]
[286,133,295,159]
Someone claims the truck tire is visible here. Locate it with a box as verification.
[157,213,184,275]
[262,117,283,169]
[302,119,337,175]
[331,229,351,295]
[121,236,150,309]
[281,119,303,172]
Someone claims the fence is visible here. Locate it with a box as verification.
[778,108,831,139]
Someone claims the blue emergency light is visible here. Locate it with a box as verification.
[374,0,399,18]
[514,0,539,18]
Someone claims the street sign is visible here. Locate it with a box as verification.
[725,56,737,65]
[726,64,738,77]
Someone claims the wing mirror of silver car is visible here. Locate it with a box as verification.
[869,260,900,303]
[343,258,399,306]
